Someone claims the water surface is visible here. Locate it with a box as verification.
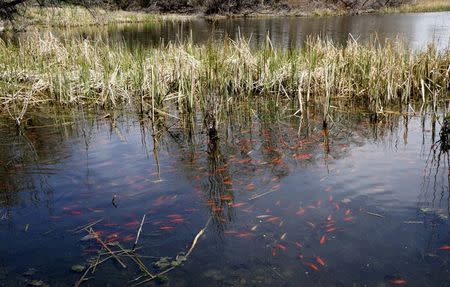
[1,104,450,286]
[2,11,450,287]
[78,12,450,50]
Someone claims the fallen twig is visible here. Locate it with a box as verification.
[74,265,93,287]
[133,217,212,286]
[366,211,384,218]
[85,227,127,268]
[117,243,155,279]
[133,214,146,251]
[249,189,276,201]
[69,219,103,233]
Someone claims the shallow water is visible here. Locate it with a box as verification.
[1,104,450,286]
[78,12,450,50]
[1,8,450,287]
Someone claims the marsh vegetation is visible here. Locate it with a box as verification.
[1,31,449,127]
[1,3,450,286]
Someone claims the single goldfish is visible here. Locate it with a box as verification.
[305,262,319,271]
[320,235,326,245]
[316,256,325,266]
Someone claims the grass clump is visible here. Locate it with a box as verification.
[0,32,449,120]
[383,0,450,13]
[19,6,189,28]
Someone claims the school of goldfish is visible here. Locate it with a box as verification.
[38,115,440,286]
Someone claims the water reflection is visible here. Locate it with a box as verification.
[72,12,450,50]
[1,103,450,286]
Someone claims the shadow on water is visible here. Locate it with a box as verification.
[2,101,450,286]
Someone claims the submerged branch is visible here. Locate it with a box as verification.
[133,217,212,286]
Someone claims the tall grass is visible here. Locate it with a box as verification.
[20,6,190,28]
[0,32,449,120]
[383,0,450,13]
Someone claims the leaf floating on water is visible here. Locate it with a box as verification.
[171,253,187,267]
[155,275,169,284]
[176,253,187,262]
[153,257,172,270]
[71,264,85,273]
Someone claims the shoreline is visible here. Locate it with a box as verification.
[0,1,448,30]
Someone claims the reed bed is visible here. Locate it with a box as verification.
[0,32,449,121]
[384,0,450,13]
[21,6,187,27]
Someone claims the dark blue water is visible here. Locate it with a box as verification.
[1,104,450,286]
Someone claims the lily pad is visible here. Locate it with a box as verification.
[171,253,187,267]
[155,275,168,284]
[71,265,85,273]
[153,257,172,270]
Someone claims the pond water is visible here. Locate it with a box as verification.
[2,10,450,287]
[1,102,450,287]
[79,11,450,50]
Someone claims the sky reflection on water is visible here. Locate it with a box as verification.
[1,104,450,286]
